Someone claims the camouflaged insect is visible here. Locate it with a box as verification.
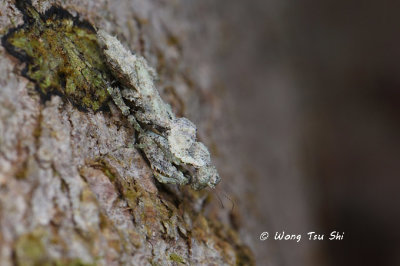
[97,30,220,190]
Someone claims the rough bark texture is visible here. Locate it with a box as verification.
[0,0,254,265]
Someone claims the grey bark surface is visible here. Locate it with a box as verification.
[0,0,253,265]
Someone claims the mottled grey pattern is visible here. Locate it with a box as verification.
[98,30,220,190]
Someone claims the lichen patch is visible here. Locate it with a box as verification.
[2,0,112,111]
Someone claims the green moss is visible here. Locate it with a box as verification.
[14,229,96,266]
[149,259,161,266]
[2,0,113,111]
[103,168,116,182]
[15,159,29,179]
[15,230,48,266]
[235,245,255,266]
[54,259,95,266]
[169,253,185,264]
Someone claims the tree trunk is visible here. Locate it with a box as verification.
[0,0,254,265]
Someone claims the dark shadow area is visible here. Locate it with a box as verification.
[215,0,400,265]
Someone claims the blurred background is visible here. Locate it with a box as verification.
[208,0,400,265]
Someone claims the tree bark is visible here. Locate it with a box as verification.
[0,0,254,265]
